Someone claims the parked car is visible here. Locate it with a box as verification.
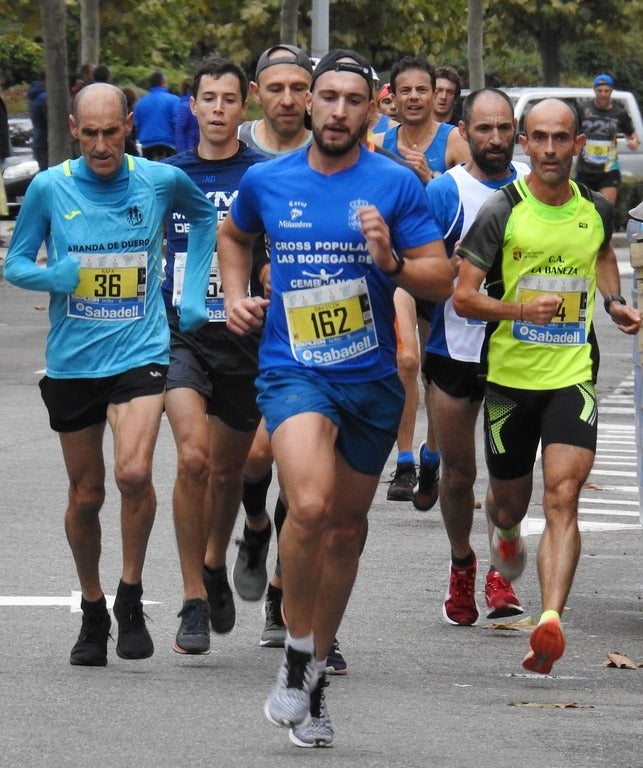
[2,117,39,217]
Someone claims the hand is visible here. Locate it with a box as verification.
[522,294,563,325]
[404,145,431,184]
[356,205,397,273]
[609,303,642,335]
[52,256,80,294]
[226,296,269,335]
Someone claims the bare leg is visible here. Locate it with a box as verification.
[393,288,419,455]
[107,394,164,586]
[430,385,480,559]
[538,443,594,613]
[60,423,107,602]
[165,387,209,601]
[204,417,256,569]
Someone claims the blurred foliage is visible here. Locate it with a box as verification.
[0,0,640,109]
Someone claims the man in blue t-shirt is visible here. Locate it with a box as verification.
[161,57,268,656]
[218,49,453,747]
[4,83,215,667]
[134,70,180,160]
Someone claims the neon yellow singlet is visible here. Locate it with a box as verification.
[487,179,604,390]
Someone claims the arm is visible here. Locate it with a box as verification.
[3,173,80,294]
[596,244,641,334]
[218,213,269,336]
[357,204,453,303]
[453,258,562,325]
[170,168,217,331]
[445,127,471,168]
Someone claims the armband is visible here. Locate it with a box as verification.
[604,294,626,314]
[381,249,405,276]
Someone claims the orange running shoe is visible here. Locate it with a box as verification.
[522,617,565,674]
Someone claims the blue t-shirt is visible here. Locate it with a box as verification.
[162,143,267,307]
[4,155,215,378]
[383,122,453,176]
[229,144,442,383]
[161,143,268,373]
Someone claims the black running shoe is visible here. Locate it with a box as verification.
[412,442,440,511]
[387,462,417,501]
[70,611,111,667]
[325,637,347,675]
[203,566,236,634]
[232,520,271,601]
[173,598,211,654]
[113,596,154,660]
[260,587,286,648]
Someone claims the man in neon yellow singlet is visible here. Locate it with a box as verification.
[454,98,640,675]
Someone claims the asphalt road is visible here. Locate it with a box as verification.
[0,235,641,768]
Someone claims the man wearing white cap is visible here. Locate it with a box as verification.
[575,73,640,205]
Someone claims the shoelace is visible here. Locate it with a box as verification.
[117,600,150,629]
[236,536,263,570]
[487,572,511,595]
[389,465,418,485]
[79,613,110,641]
[264,598,281,624]
[451,568,475,597]
[178,601,208,633]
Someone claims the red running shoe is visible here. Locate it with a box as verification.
[442,556,479,626]
[485,570,524,619]
[522,618,565,674]
[490,527,526,581]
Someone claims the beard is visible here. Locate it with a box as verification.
[471,143,514,176]
[312,119,368,157]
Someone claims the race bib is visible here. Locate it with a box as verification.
[283,277,378,366]
[583,139,614,166]
[512,275,589,345]
[67,252,147,321]
[173,251,249,323]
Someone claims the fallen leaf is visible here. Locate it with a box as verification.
[583,482,603,491]
[484,615,536,631]
[34,305,47,311]
[604,652,640,670]
[509,701,593,709]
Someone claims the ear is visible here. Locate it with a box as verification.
[190,94,197,117]
[366,99,376,124]
[69,114,78,140]
[458,120,467,142]
[305,90,313,121]
[573,132,586,157]
[249,81,261,104]
[124,111,134,136]
[518,133,528,152]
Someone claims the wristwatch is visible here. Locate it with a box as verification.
[382,249,405,276]
[604,294,626,313]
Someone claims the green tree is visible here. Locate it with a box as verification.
[486,0,641,86]
[40,0,71,164]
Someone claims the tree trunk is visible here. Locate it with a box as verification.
[280,0,299,45]
[467,0,485,89]
[80,0,100,69]
[41,0,72,165]
[537,20,561,86]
